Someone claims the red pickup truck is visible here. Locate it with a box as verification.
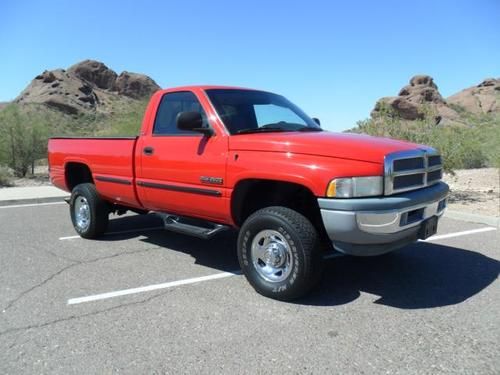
[48,86,448,300]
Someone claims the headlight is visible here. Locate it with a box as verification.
[326,176,383,198]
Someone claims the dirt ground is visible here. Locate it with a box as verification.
[444,168,499,217]
[3,166,499,218]
[7,166,50,187]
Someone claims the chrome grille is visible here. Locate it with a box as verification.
[384,149,443,195]
[393,158,424,171]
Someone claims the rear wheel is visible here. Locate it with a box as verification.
[70,183,109,239]
[237,206,323,300]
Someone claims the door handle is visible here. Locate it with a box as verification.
[143,146,154,155]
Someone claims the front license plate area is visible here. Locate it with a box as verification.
[418,216,438,240]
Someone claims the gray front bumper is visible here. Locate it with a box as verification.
[318,182,449,256]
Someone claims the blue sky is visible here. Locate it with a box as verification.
[0,0,498,131]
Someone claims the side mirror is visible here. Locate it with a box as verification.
[176,111,213,136]
[312,118,321,126]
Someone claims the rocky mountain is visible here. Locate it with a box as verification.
[371,75,499,126]
[15,60,160,116]
[447,78,499,115]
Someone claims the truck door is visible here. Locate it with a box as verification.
[136,90,229,222]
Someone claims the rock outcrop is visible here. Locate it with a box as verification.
[447,78,499,115]
[371,75,499,126]
[113,72,161,99]
[15,60,160,115]
[16,69,99,115]
[67,60,118,90]
[372,75,460,125]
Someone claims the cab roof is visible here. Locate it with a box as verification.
[157,85,264,94]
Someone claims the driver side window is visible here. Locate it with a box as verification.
[153,91,208,135]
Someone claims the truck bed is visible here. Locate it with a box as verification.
[48,136,142,208]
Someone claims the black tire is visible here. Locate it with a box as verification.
[237,206,323,301]
[70,183,109,239]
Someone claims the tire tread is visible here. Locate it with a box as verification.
[70,183,109,239]
[238,206,323,300]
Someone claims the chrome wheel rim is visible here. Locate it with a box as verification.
[251,230,293,282]
[74,196,90,231]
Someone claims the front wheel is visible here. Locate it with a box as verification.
[70,183,109,239]
[237,206,323,301]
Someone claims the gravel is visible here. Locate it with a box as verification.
[444,168,499,217]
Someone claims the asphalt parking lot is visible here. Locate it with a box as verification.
[0,201,498,374]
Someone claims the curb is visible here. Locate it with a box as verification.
[0,196,69,207]
[444,210,500,227]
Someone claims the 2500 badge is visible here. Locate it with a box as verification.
[200,176,223,185]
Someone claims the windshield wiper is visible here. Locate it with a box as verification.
[297,127,323,132]
[236,127,287,134]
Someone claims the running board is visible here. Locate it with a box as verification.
[157,213,229,239]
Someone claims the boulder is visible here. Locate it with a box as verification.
[67,60,117,89]
[372,75,459,124]
[35,70,57,83]
[410,75,438,89]
[398,75,445,105]
[113,72,160,99]
[374,97,424,120]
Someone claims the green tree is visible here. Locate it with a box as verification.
[0,104,51,177]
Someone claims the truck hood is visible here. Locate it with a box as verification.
[228,131,421,163]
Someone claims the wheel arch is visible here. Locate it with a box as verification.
[230,178,324,233]
[65,162,93,191]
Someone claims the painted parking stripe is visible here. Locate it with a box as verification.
[67,271,241,305]
[59,235,84,241]
[66,226,497,305]
[59,226,164,240]
[0,201,66,209]
[421,226,496,242]
[60,223,498,242]
[323,227,497,259]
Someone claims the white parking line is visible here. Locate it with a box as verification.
[59,226,164,240]
[0,201,66,209]
[323,227,497,259]
[67,271,241,305]
[60,223,499,242]
[422,227,496,242]
[59,235,83,241]
[66,226,497,305]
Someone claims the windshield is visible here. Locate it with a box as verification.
[205,89,321,135]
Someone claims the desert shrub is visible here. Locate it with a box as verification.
[352,103,499,172]
[0,102,108,176]
[474,114,500,168]
[0,99,149,177]
[97,100,148,136]
[0,166,13,187]
[430,126,487,170]
[0,104,51,177]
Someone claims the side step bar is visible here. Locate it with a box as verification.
[157,213,229,239]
